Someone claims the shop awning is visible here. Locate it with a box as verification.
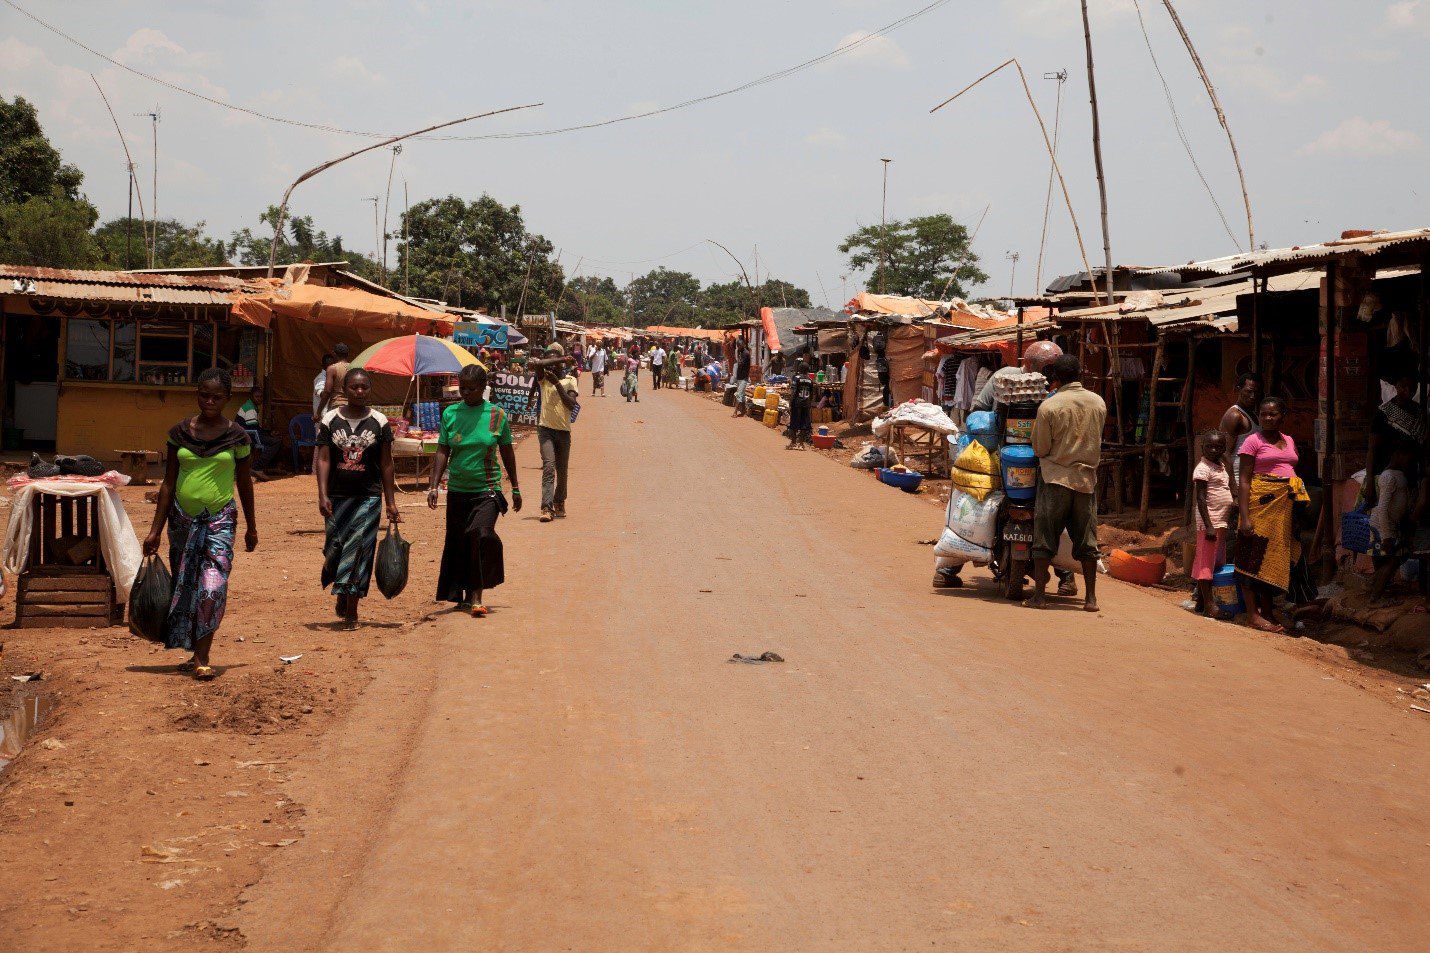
[231,281,454,334]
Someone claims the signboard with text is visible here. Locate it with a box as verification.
[490,371,538,426]
[453,322,509,349]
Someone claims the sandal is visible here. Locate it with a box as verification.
[193,665,217,681]
[455,602,472,613]
[469,604,490,618]
[176,657,197,673]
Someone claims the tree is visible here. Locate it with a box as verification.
[395,195,564,313]
[627,268,703,326]
[0,96,85,205]
[838,213,988,299]
[228,206,382,281]
[559,275,627,326]
[699,277,813,325]
[0,96,100,267]
[0,197,101,268]
[95,217,228,270]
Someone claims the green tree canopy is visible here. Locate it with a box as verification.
[0,197,100,268]
[627,268,703,326]
[0,96,85,205]
[0,96,100,267]
[95,217,228,270]
[395,195,563,313]
[838,213,988,300]
[228,205,381,281]
[559,275,627,326]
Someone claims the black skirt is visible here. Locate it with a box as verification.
[436,491,505,602]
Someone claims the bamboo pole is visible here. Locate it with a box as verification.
[1138,336,1165,530]
[90,75,148,265]
[1160,0,1255,250]
[266,103,541,278]
[1081,0,1125,449]
[930,60,1099,309]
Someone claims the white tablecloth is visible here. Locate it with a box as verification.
[1,477,142,601]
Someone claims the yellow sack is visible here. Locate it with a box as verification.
[953,439,994,476]
[950,466,995,501]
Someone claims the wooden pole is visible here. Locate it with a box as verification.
[1138,336,1165,530]
[930,60,1099,309]
[1080,0,1125,449]
[1160,0,1255,250]
[266,102,541,277]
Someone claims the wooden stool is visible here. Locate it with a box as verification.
[15,493,120,628]
[115,449,160,485]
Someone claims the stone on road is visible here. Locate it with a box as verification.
[241,390,1430,952]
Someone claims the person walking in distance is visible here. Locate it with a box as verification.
[317,342,351,418]
[623,346,641,403]
[428,363,521,618]
[1026,354,1106,612]
[529,344,579,522]
[588,341,609,397]
[650,342,667,391]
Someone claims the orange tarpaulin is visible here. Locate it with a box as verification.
[758,307,781,352]
[846,292,1015,331]
[643,325,731,342]
[232,281,454,334]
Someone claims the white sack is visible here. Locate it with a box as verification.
[1,478,142,602]
[947,489,1003,550]
[934,527,991,565]
[872,399,960,438]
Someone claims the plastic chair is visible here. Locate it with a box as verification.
[288,414,317,473]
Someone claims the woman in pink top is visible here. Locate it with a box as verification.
[1236,397,1311,632]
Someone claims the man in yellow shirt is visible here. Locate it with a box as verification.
[529,344,579,522]
[1028,353,1106,612]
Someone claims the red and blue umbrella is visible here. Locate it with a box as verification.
[350,335,484,376]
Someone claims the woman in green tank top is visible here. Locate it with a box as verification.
[143,368,259,680]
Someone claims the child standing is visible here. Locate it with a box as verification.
[1192,430,1237,618]
[1367,444,1415,603]
[785,360,815,450]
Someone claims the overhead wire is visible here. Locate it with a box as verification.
[1129,0,1242,251]
[4,0,953,142]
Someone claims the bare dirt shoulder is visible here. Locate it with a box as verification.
[696,388,1430,709]
[0,440,520,951]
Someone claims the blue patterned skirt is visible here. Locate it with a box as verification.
[164,502,237,651]
[323,495,383,598]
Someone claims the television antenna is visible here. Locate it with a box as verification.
[133,105,161,265]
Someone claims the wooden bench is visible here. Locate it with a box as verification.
[15,493,121,629]
[115,449,161,486]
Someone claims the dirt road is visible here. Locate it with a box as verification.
[227,390,1428,952]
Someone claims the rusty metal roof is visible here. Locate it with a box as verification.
[1144,228,1430,278]
[0,264,253,290]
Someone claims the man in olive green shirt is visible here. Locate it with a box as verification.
[1028,353,1106,612]
[528,344,578,522]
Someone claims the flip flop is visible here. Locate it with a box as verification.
[1021,598,1050,610]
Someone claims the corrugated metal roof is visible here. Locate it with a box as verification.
[940,318,1058,348]
[6,280,237,305]
[1144,228,1430,278]
[0,264,250,290]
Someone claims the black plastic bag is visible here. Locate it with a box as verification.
[129,555,172,641]
[375,523,410,599]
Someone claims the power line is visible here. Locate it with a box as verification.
[1129,0,1242,251]
[6,0,952,142]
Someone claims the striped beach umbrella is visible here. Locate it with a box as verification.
[350,335,484,376]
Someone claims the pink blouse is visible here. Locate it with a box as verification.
[1239,431,1298,478]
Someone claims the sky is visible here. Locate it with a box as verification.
[3,0,1427,304]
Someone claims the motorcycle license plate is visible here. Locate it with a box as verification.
[1004,527,1034,544]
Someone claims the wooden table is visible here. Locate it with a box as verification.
[16,492,120,628]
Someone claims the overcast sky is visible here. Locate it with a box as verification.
[4,0,1427,303]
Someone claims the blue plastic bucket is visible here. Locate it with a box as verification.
[1212,564,1243,616]
[1000,444,1038,500]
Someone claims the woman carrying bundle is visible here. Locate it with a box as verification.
[428,364,522,616]
[315,367,401,629]
[143,368,258,680]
